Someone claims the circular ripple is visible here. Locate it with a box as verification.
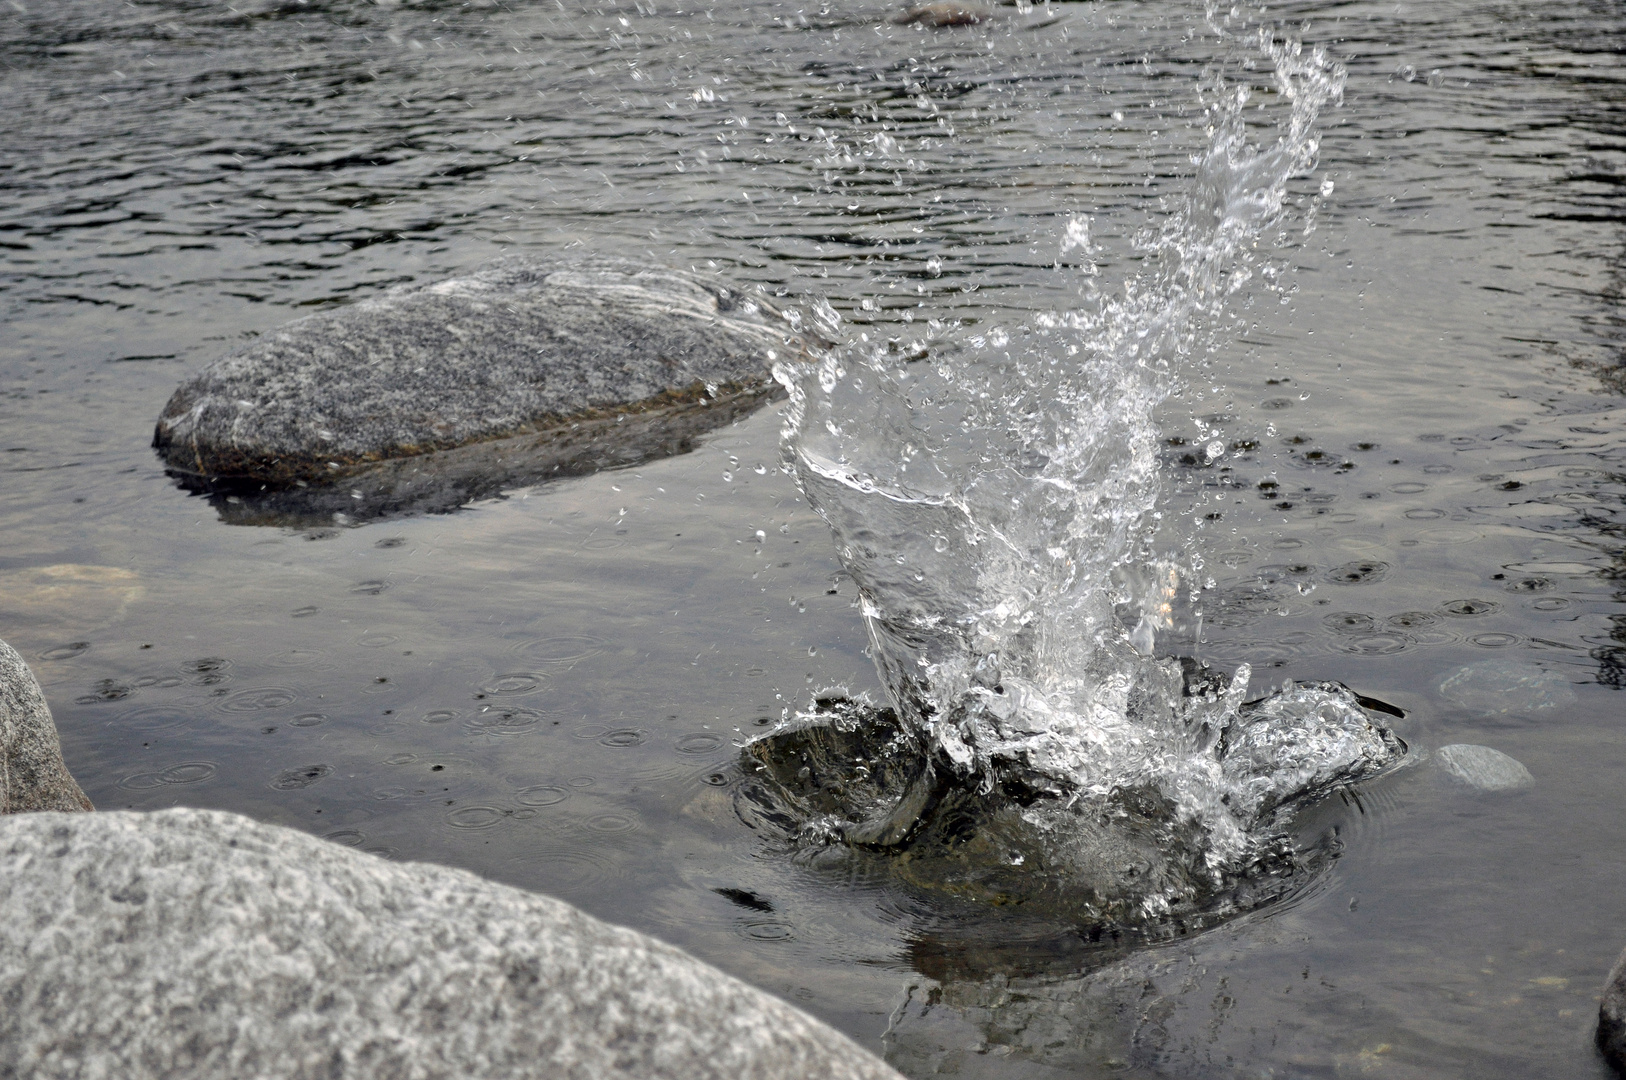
[1410,629,1461,647]
[676,732,726,754]
[510,635,606,663]
[323,829,367,847]
[350,580,390,595]
[118,772,165,791]
[482,672,548,695]
[599,729,646,748]
[1327,560,1390,586]
[220,687,298,713]
[1404,508,1447,520]
[290,713,328,727]
[1387,611,1440,629]
[158,761,217,785]
[585,813,637,833]
[1470,633,1523,649]
[271,763,333,790]
[581,537,624,550]
[357,633,399,647]
[1390,482,1428,494]
[1505,577,1553,593]
[741,920,795,941]
[701,773,731,787]
[1442,598,1501,617]
[516,785,570,807]
[1337,634,1412,656]
[1531,597,1571,611]
[1419,528,1481,545]
[1323,612,1378,635]
[40,641,90,661]
[422,710,458,724]
[513,847,617,891]
[467,707,543,736]
[447,806,506,829]
[115,704,195,731]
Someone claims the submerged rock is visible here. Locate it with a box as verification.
[0,807,902,1080]
[892,3,991,26]
[1433,743,1533,791]
[736,673,1405,930]
[1438,659,1575,715]
[154,257,812,523]
[0,637,93,813]
[1600,948,1626,1074]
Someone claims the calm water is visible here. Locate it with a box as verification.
[3,0,1624,1076]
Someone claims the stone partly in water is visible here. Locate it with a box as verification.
[153,257,814,525]
[1432,743,1534,791]
[0,637,93,814]
[0,807,903,1080]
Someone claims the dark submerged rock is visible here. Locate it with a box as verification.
[154,257,812,523]
[0,637,93,813]
[1601,949,1626,1073]
[0,807,903,1080]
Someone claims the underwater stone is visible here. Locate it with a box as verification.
[153,257,810,494]
[1433,743,1533,791]
[0,637,93,813]
[1438,659,1575,715]
[0,807,901,1080]
[892,3,991,25]
[1599,947,1626,1074]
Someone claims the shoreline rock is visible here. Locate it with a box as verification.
[1601,947,1626,1073]
[0,807,902,1080]
[0,637,93,813]
[153,257,813,517]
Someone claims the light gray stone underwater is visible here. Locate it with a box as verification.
[0,636,93,813]
[153,256,815,523]
[0,807,903,1080]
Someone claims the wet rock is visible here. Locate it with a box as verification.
[892,2,991,25]
[0,637,93,813]
[1599,948,1626,1073]
[154,257,812,522]
[1433,743,1533,791]
[0,807,902,1080]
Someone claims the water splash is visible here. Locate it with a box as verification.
[762,25,1403,922]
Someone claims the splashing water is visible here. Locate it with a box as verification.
[762,26,1404,923]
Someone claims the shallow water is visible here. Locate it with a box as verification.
[3,0,1624,1076]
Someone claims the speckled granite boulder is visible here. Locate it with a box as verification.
[0,637,92,813]
[153,257,810,493]
[1601,948,1626,1073]
[0,808,902,1080]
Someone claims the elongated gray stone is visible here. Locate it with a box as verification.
[0,637,93,813]
[0,808,902,1080]
[153,257,811,499]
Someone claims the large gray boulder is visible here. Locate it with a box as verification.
[0,808,902,1080]
[0,637,93,813]
[153,257,812,522]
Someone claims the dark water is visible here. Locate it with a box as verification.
[2,0,1624,1076]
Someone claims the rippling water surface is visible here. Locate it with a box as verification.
[3,0,1624,1076]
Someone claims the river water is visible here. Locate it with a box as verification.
[2,0,1624,1077]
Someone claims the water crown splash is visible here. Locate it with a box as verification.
[761,29,1404,924]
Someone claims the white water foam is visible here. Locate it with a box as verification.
[771,23,1400,912]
